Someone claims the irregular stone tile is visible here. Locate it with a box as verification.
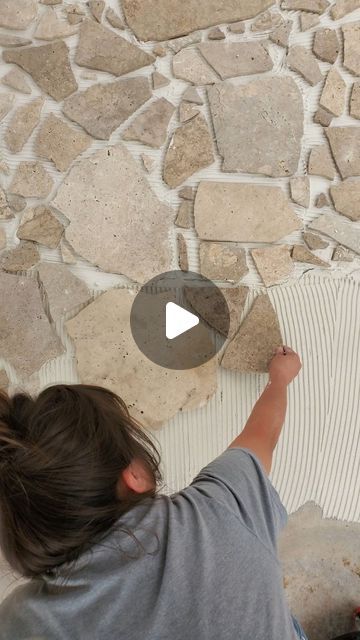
[0,34,31,47]
[34,7,78,39]
[299,13,320,30]
[208,77,303,177]
[63,77,151,140]
[304,232,329,250]
[290,176,310,208]
[200,242,248,283]
[152,72,170,90]
[60,239,76,264]
[0,370,9,391]
[179,102,200,123]
[182,86,203,105]
[332,245,355,261]
[315,193,329,208]
[122,0,274,41]
[123,98,175,149]
[34,113,91,172]
[0,93,14,122]
[175,201,193,228]
[320,68,346,117]
[221,294,282,374]
[75,19,154,76]
[0,228,6,250]
[6,194,26,212]
[163,115,214,188]
[140,154,155,173]
[66,12,83,25]
[66,288,217,428]
[0,272,63,377]
[2,68,31,94]
[269,19,292,46]
[251,10,283,31]
[0,0,37,29]
[0,187,7,209]
[330,180,360,221]
[65,3,84,16]
[5,97,44,153]
[167,32,202,54]
[308,145,336,180]
[3,41,78,101]
[17,205,64,248]
[342,22,360,75]
[0,241,40,273]
[0,207,14,220]
[173,49,219,85]
[281,0,329,10]
[314,106,333,127]
[251,245,294,287]
[229,21,245,34]
[195,182,301,242]
[287,46,323,86]
[152,44,166,57]
[184,285,248,339]
[179,186,195,200]
[331,0,360,19]
[177,234,188,271]
[9,161,53,198]
[37,263,91,322]
[325,127,360,178]
[292,245,329,268]
[105,8,124,29]
[52,145,173,282]
[350,82,360,119]
[313,28,340,63]
[199,42,273,80]
[88,0,104,22]
[310,213,360,254]
[0,161,10,175]
[208,27,225,40]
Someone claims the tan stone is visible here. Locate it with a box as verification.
[299,13,319,30]
[5,97,44,153]
[303,232,328,250]
[0,370,9,391]
[281,0,329,10]
[163,115,214,189]
[37,263,91,322]
[67,13,82,25]
[182,87,203,105]
[310,213,360,254]
[167,33,202,54]
[315,193,329,208]
[140,154,155,173]
[269,19,292,46]
[195,182,301,243]
[3,41,77,101]
[0,34,31,47]
[7,194,26,212]
[0,241,40,273]
[0,187,7,209]
[313,28,340,63]
[34,7,78,39]
[88,0,104,22]
[178,234,188,271]
[63,77,151,140]
[342,22,360,75]
[0,0,37,29]
[173,48,219,85]
[52,145,173,282]
[184,285,248,339]
[0,228,6,250]
[199,42,273,80]
[2,68,31,93]
[308,145,336,180]
[332,245,355,261]
[221,294,283,374]
[179,186,195,200]
[330,180,360,222]
[35,113,91,172]
[331,0,360,19]
[208,27,225,40]
[325,127,360,179]
[0,207,14,220]
[105,7,124,29]
[179,102,200,123]
[175,201,193,228]
[0,161,10,175]
[229,21,245,34]
[152,44,166,57]
[40,0,62,4]
[123,98,175,149]
[287,46,323,85]
[292,245,329,268]
[199,242,248,283]
[0,93,14,122]
[75,19,154,76]
[251,245,294,287]
[17,205,64,248]
[9,162,53,198]
[251,10,283,31]
[152,72,170,90]
[314,106,333,127]
[350,81,360,120]
[290,177,310,208]
[60,239,76,264]
[320,68,346,117]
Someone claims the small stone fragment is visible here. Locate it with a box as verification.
[269,19,292,46]
[152,72,169,90]
[179,102,200,123]
[5,97,44,153]
[163,115,214,188]
[173,48,219,85]
[105,7,124,29]
[292,245,329,268]
[315,193,330,208]
[229,21,245,34]
[0,370,9,391]
[290,176,310,208]
[7,194,26,212]
[332,245,355,261]
[34,7,78,39]
[182,87,203,105]
[63,77,151,140]
[208,27,225,40]
[281,0,329,11]
[9,162,53,198]
[0,241,40,273]
[287,46,323,86]
[123,98,175,149]
[60,239,76,264]
[310,213,360,254]
[319,68,346,117]
[330,180,360,221]
[3,41,78,101]
[34,113,91,172]
[314,107,333,127]
[40,0,62,4]
[37,263,91,322]
[179,186,195,200]
[140,154,154,173]
[199,242,248,283]
[0,188,7,209]
[199,42,273,80]
[342,22,360,75]
[313,28,340,63]
[152,44,166,57]
[308,145,336,180]
[300,13,320,30]
[251,10,283,32]
[331,0,360,19]
[0,93,14,122]
[184,285,248,339]
[0,34,31,47]
[67,13,82,25]
[17,205,64,248]
[325,127,360,179]
[221,294,282,374]
[65,3,85,16]
[167,32,202,54]
[88,0,104,22]
[175,201,193,228]
[0,161,10,175]
[350,82,360,120]
[2,68,31,94]
[303,232,329,250]
[0,207,14,220]
[251,245,293,287]
[0,0,37,29]
[178,234,188,271]
[0,228,6,250]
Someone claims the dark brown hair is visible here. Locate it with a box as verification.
[0,384,162,579]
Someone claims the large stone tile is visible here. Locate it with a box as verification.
[52,145,173,282]
[163,115,214,188]
[5,97,44,153]
[269,19,293,46]
[342,22,360,75]
[173,49,219,85]
[9,161,53,198]
[313,28,340,63]
[287,45,323,85]
[281,0,329,10]
[331,0,360,19]
[34,113,91,172]
[199,242,248,283]
[1,68,31,94]
[308,144,336,180]
[37,263,92,322]
[251,245,294,286]
[330,179,360,221]
[0,241,40,273]
[184,285,248,339]
[198,42,273,79]
[0,0,37,29]
[325,127,360,178]
[319,68,346,117]
[122,98,175,149]
[208,77,303,177]
[309,213,360,254]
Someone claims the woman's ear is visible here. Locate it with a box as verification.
[120,458,154,495]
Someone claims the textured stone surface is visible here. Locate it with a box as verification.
[179,102,199,123]
[325,127,360,178]
[0,0,37,29]
[2,68,31,93]
[9,161,53,198]
[88,0,104,22]
[287,46,323,85]
[303,232,328,250]
[3,41,77,101]
[75,19,154,76]
[179,186,195,200]
[140,154,154,173]
[0,207,14,220]
[6,194,26,212]
[315,193,330,208]
[331,0,360,19]
[177,233,188,271]
[173,49,219,85]
[185,285,248,339]
[300,13,320,30]
[65,288,217,428]
[208,78,303,177]
[319,68,346,117]
[251,246,294,286]
[290,177,310,208]
[52,145,173,282]
[5,97,44,153]
[152,72,169,89]
[175,201,193,228]
[105,8,124,29]
[0,34,31,47]
[314,107,333,127]
[195,182,301,242]
[350,82,360,119]
[208,27,225,40]
[17,205,64,248]
[63,78,151,140]
[308,145,336,179]
[269,19,292,46]
[222,294,283,373]
[281,0,329,10]
[0,272,63,377]
[342,22,360,75]
[0,370,9,391]
[332,245,355,261]
[199,242,248,283]
[167,32,202,54]
[123,98,175,149]
[251,10,283,31]
[313,28,340,63]
[0,228,6,250]
[330,180,360,221]
[60,239,76,264]
[122,0,274,41]
[0,93,14,122]
[152,44,166,57]
[37,263,91,321]
[183,87,203,105]
[34,7,78,39]
[0,241,40,272]
[0,161,10,175]
[34,113,91,172]
[292,246,329,267]
[229,21,245,34]
[310,213,360,254]
[199,42,273,79]
[163,115,214,188]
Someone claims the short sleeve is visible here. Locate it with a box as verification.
[189,447,288,552]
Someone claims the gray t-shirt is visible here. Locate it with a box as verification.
[0,447,297,640]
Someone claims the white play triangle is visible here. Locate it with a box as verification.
[166,302,199,340]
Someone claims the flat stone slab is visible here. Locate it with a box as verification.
[175,201,193,228]
[182,86,203,105]
[332,245,355,261]
[314,106,333,127]
[5,97,44,153]
[0,0,37,29]
[251,245,294,286]
[179,102,200,123]
[309,213,360,255]
[88,0,104,22]
[184,285,248,339]
[287,46,323,85]
[173,49,219,85]
[221,294,283,373]
[63,77,151,140]
[17,205,64,248]
[270,19,293,46]
[0,34,31,47]
[331,0,360,19]
[342,22,360,75]
[34,6,78,39]
[75,19,154,76]
[303,232,328,250]
[0,93,14,122]
[208,77,303,177]
[325,127,360,178]
[9,161,53,198]
[2,68,31,93]
[292,245,329,268]
[308,144,336,179]
[65,288,217,428]
[0,241,40,272]
[105,7,124,29]
[315,193,330,208]
[195,182,301,242]
[163,114,214,188]
[152,72,169,90]
[281,0,329,10]
[350,82,360,120]
[290,176,310,208]
[330,180,360,221]
[122,0,274,41]
[37,263,92,322]
[35,113,91,171]
[300,13,320,30]
[122,98,175,149]
[177,233,188,271]
[313,28,340,63]
[319,68,346,117]
[199,242,248,283]
[52,145,173,282]
[251,10,283,32]
[3,41,77,101]
[198,42,273,79]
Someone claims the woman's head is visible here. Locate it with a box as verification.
[0,384,162,579]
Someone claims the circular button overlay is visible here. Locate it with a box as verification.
[130,270,231,370]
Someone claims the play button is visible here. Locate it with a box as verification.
[130,270,231,370]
